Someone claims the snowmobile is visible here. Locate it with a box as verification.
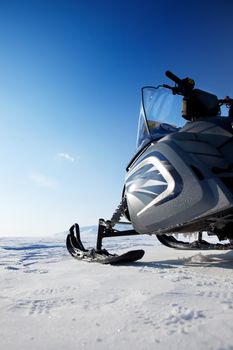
[66,70,233,264]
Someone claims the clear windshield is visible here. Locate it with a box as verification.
[136,86,185,149]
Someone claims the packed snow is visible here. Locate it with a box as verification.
[1,228,233,350]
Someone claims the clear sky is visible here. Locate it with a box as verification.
[1,0,233,236]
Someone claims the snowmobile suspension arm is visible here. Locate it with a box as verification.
[96,197,140,250]
[96,218,140,251]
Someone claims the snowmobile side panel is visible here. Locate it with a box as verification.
[125,120,233,235]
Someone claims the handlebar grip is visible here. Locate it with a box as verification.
[165,70,182,85]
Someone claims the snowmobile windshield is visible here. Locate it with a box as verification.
[136,86,185,149]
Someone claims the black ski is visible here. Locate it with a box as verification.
[66,224,144,265]
[156,233,233,250]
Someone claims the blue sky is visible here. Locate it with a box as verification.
[0,0,233,236]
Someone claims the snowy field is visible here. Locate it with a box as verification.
[1,229,233,350]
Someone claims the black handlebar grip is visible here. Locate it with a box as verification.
[165,70,182,85]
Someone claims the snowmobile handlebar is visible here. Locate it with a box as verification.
[165,70,182,85]
[165,71,233,109]
[218,96,233,107]
[164,70,195,97]
[163,71,233,120]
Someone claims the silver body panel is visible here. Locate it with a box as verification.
[125,118,233,234]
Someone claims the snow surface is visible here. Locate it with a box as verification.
[1,229,233,350]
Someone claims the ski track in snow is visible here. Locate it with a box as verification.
[1,232,233,350]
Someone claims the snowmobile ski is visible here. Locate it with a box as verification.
[156,233,233,250]
[66,223,145,264]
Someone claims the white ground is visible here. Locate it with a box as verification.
[1,230,233,350]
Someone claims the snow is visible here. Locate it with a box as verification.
[1,230,233,350]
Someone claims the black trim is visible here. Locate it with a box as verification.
[218,136,233,150]
[190,165,205,180]
[126,142,152,171]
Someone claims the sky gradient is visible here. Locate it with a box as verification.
[1,0,233,236]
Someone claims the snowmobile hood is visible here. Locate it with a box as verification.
[136,86,185,150]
